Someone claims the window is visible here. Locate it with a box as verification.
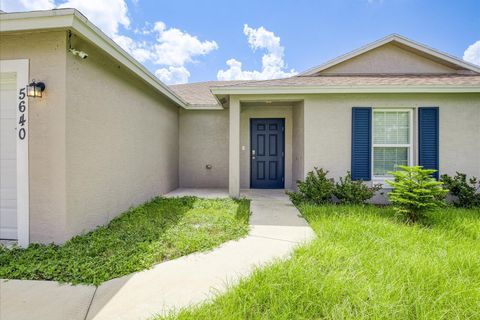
[372,109,412,177]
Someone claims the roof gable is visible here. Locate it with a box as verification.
[0,9,188,108]
[319,43,457,74]
[301,34,480,76]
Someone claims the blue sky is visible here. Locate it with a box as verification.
[2,0,480,84]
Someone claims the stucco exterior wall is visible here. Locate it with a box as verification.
[64,34,179,240]
[303,93,480,183]
[320,44,456,74]
[240,105,293,189]
[0,31,68,243]
[292,101,304,190]
[179,109,229,187]
[178,104,295,190]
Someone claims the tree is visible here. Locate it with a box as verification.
[388,166,448,223]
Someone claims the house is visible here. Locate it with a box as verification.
[1,9,479,246]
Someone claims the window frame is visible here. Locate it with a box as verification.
[371,108,414,182]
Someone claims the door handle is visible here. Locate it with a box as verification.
[252,156,256,160]
[252,150,256,155]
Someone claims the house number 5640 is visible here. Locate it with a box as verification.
[18,87,27,140]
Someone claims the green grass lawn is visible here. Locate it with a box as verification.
[164,205,480,320]
[0,197,250,285]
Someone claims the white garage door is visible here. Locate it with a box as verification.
[0,72,17,240]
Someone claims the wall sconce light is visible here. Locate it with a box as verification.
[27,80,46,98]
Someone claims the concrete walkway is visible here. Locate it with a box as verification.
[0,189,315,320]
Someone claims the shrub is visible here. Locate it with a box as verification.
[440,172,480,208]
[333,172,382,204]
[388,166,448,223]
[287,168,334,205]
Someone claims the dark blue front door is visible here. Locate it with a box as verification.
[250,118,285,189]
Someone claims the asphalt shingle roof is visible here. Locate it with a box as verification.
[170,74,480,107]
[170,80,252,106]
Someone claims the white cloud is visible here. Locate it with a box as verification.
[0,0,217,84]
[153,22,218,67]
[113,34,153,62]
[244,24,282,56]
[114,21,217,84]
[112,21,217,84]
[155,66,190,85]
[134,22,153,35]
[0,0,55,12]
[0,0,129,37]
[217,24,297,81]
[463,40,480,66]
[58,0,130,36]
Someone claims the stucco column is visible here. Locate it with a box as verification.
[229,97,241,198]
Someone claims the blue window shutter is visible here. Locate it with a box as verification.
[351,107,372,181]
[419,107,439,179]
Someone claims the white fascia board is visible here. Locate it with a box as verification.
[211,85,480,95]
[0,9,75,31]
[0,9,188,108]
[183,104,224,110]
[300,34,480,76]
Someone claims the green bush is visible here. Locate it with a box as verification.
[440,172,480,208]
[333,172,382,204]
[388,166,448,222]
[287,168,334,205]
